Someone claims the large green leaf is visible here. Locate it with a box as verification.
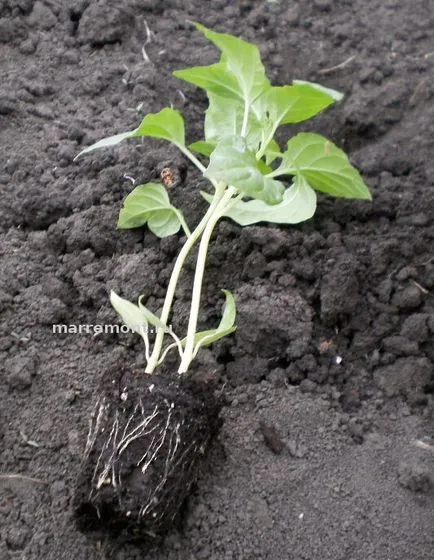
[202,174,316,226]
[254,81,342,128]
[273,133,372,200]
[174,62,241,101]
[118,183,187,237]
[174,23,270,104]
[251,81,343,158]
[194,23,270,102]
[204,137,284,205]
[75,108,185,158]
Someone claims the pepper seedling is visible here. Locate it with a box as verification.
[76,22,371,376]
[73,22,373,538]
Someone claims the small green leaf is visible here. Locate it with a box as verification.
[205,137,284,205]
[274,133,372,200]
[202,174,316,226]
[110,290,148,339]
[118,183,186,237]
[74,131,135,159]
[75,108,185,159]
[189,140,215,157]
[183,290,236,355]
[256,159,273,175]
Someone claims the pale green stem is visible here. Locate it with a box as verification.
[141,332,151,363]
[266,166,294,179]
[178,186,237,374]
[158,326,183,365]
[241,99,250,138]
[177,144,208,175]
[256,126,278,160]
[175,209,192,238]
[145,183,226,373]
[157,341,178,366]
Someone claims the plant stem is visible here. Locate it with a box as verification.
[177,144,208,175]
[178,187,237,374]
[145,183,226,374]
[256,128,277,160]
[266,166,294,179]
[175,209,192,238]
[241,100,250,138]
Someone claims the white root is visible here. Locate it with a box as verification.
[84,392,201,526]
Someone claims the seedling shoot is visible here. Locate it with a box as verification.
[76,22,371,376]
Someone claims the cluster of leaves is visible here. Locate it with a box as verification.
[77,23,370,234]
[76,22,371,373]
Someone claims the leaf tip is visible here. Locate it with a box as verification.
[73,146,91,161]
[293,79,344,103]
[362,188,373,201]
[109,289,120,305]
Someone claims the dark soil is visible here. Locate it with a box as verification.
[0,1,433,559]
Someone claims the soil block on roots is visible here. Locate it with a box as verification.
[73,368,222,540]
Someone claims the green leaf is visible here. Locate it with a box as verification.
[133,107,185,146]
[182,290,236,355]
[274,133,372,200]
[118,183,186,237]
[193,22,270,102]
[174,23,270,104]
[148,210,184,238]
[201,174,316,226]
[204,137,284,205]
[110,291,170,341]
[110,290,149,340]
[189,140,215,157]
[204,93,262,151]
[253,81,341,131]
[174,63,241,101]
[74,131,135,159]
[138,296,167,330]
[75,108,185,158]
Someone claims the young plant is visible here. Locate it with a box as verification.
[74,22,371,538]
[77,23,371,375]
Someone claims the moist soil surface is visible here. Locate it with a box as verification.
[0,1,433,559]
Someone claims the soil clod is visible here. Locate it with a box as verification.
[73,370,221,540]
